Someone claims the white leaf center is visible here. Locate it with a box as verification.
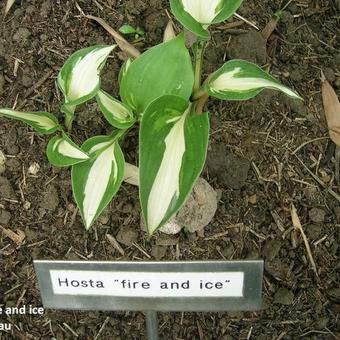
[67,46,114,102]
[147,108,189,233]
[182,0,222,24]
[0,109,56,130]
[83,143,117,229]
[55,139,89,160]
[210,67,301,99]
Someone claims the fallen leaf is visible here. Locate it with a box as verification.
[163,21,176,42]
[321,71,340,146]
[5,0,16,15]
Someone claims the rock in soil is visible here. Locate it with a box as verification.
[308,207,326,223]
[39,185,59,211]
[228,31,267,65]
[206,143,250,189]
[142,178,217,234]
[0,149,5,174]
[0,209,11,225]
[177,177,217,233]
[0,176,16,199]
[262,239,281,261]
[274,287,294,305]
[116,227,138,246]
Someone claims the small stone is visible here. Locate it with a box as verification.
[159,220,182,235]
[0,176,16,199]
[116,227,138,246]
[262,239,281,260]
[13,28,31,42]
[324,67,335,83]
[178,178,217,233]
[0,209,11,224]
[39,185,59,211]
[306,224,323,240]
[28,162,40,175]
[151,245,166,260]
[274,288,294,305]
[308,207,326,223]
[23,201,31,210]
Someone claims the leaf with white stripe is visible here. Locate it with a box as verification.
[58,45,116,105]
[206,59,302,101]
[0,109,59,134]
[118,58,132,85]
[139,95,209,235]
[47,133,90,167]
[170,0,244,38]
[72,134,125,230]
[96,89,135,129]
[120,34,194,114]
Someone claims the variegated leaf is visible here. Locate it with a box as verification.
[120,34,194,114]
[58,45,116,105]
[170,0,244,38]
[96,89,135,129]
[206,59,302,101]
[47,133,90,167]
[139,95,209,235]
[118,58,132,85]
[0,109,59,134]
[72,134,125,230]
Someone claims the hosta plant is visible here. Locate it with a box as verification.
[0,0,302,236]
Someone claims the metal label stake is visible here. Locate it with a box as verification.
[34,260,263,339]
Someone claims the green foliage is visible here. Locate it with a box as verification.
[0,0,302,235]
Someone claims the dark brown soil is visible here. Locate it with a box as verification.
[0,0,339,339]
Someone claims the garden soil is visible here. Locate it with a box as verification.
[0,0,339,339]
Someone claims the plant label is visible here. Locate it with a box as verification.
[34,260,263,312]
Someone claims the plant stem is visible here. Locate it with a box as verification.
[193,41,205,93]
[64,112,74,131]
[61,103,76,132]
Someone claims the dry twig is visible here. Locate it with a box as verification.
[290,204,318,278]
[84,15,141,59]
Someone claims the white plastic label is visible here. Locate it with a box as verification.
[50,270,244,298]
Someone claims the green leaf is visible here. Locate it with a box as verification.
[206,59,302,101]
[119,24,137,35]
[0,109,59,134]
[47,133,90,167]
[96,89,135,129]
[58,45,116,105]
[139,95,209,235]
[120,34,194,114]
[170,0,244,38]
[72,133,125,230]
